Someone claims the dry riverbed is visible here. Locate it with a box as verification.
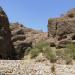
[0,60,75,75]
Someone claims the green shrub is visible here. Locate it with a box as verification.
[35,41,49,51]
[30,48,40,58]
[65,54,72,65]
[30,41,56,63]
[64,43,75,64]
[30,41,49,58]
[65,43,75,60]
[36,41,57,63]
[43,47,56,63]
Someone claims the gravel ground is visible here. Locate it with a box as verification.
[0,60,75,75]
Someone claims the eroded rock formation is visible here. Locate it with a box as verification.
[10,23,48,59]
[48,8,75,48]
[0,7,16,59]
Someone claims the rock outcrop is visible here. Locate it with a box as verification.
[10,23,48,59]
[0,7,15,59]
[48,8,75,48]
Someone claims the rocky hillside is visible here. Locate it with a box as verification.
[10,23,48,59]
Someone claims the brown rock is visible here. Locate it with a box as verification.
[48,8,75,48]
[0,7,16,59]
[10,23,48,59]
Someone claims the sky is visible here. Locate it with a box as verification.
[0,0,75,32]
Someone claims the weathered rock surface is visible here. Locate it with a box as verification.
[64,8,75,18]
[10,23,48,59]
[48,8,75,48]
[0,7,15,59]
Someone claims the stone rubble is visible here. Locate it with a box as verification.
[0,60,75,75]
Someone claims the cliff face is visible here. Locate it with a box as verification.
[0,7,15,59]
[48,18,75,37]
[48,8,75,48]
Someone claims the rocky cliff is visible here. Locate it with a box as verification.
[48,8,75,48]
[0,7,16,59]
[10,23,48,59]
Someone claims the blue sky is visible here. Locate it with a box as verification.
[0,0,75,32]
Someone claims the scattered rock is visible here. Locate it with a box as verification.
[0,60,74,75]
[10,23,48,59]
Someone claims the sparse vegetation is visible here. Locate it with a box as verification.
[35,41,49,51]
[30,41,49,58]
[48,18,65,22]
[43,47,56,63]
[65,43,75,59]
[64,53,72,65]
[30,48,40,58]
[56,49,65,59]
[27,41,75,64]
[30,41,57,63]
[64,43,75,64]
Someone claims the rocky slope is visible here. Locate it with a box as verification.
[10,23,48,59]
